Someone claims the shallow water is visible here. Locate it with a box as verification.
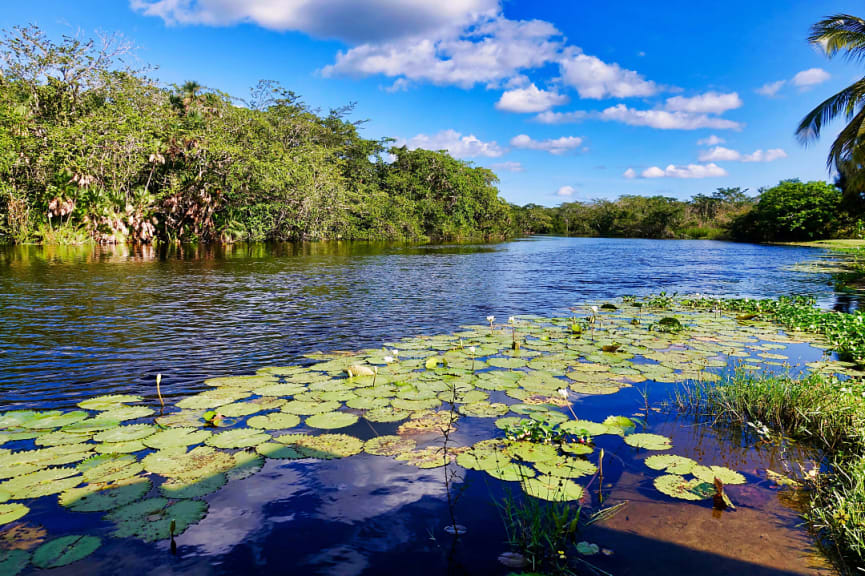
[0,238,847,575]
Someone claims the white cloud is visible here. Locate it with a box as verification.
[557,48,659,99]
[599,104,742,130]
[130,0,498,43]
[623,168,637,179]
[792,67,830,88]
[756,80,785,97]
[634,163,728,179]
[534,110,590,124]
[556,185,576,196]
[698,146,787,163]
[697,135,725,146]
[665,91,742,115]
[490,161,524,172]
[322,16,564,88]
[495,83,568,113]
[401,129,504,158]
[510,134,583,155]
[384,78,411,92]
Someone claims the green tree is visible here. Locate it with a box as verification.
[731,180,842,241]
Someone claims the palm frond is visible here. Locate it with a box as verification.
[810,14,865,61]
[796,78,865,144]
[828,107,865,168]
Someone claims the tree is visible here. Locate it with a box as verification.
[730,180,842,241]
[797,14,865,211]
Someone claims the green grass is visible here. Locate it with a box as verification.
[675,370,865,573]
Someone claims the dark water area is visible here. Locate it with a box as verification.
[0,237,846,575]
[0,237,840,410]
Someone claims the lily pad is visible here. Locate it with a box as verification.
[78,395,143,410]
[644,454,697,475]
[0,468,82,499]
[277,434,364,459]
[22,411,88,430]
[32,535,100,569]
[305,411,359,430]
[142,446,234,479]
[0,549,30,576]
[691,465,746,485]
[227,451,265,481]
[521,475,584,502]
[159,473,227,499]
[143,427,212,450]
[653,474,712,501]
[281,400,341,416]
[0,503,29,525]
[98,406,155,422]
[458,402,509,418]
[59,476,152,512]
[107,498,207,542]
[247,412,301,430]
[79,454,143,483]
[395,447,449,469]
[94,424,157,444]
[624,433,672,451]
[364,435,416,457]
[205,429,271,449]
[62,418,120,434]
[94,440,147,454]
[256,442,305,459]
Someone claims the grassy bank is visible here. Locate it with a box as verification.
[676,370,865,572]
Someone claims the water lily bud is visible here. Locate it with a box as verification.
[468,346,476,354]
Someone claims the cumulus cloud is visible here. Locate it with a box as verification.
[697,135,725,146]
[534,110,590,124]
[623,168,637,179]
[756,80,785,97]
[557,48,659,99]
[792,67,831,88]
[495,83,568,113]
[130,0,498,43]
[698,146,787,163]
[556,185,576,196]
[510,134,583,155]
[599,104,742,130]
[490,161,524,172]
[634,163,728,179]
[322,16,564,88]
[665,91,742,115]
[400,129,504,158]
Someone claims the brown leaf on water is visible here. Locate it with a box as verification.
[0,523,47,550]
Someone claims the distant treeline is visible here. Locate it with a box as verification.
[0,26,857,245]
[514,179,855,242]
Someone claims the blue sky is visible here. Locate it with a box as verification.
[3,0,863,206]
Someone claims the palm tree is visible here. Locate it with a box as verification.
[797,14,865,209]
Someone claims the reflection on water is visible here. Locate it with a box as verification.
[0,237,839,409]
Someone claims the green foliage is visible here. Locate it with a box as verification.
[0,26,518,244]
[731,180,843,241]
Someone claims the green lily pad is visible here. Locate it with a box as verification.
[0,467,82,499]
[559,420,610,436]
[227,451,265,481]
[305,411,359,430]
[0,503,29,525]
[624,433,672,451]
[0,549,30,576]
[521,475,584,501]
[143,427,212,450]
[256,442,305,459]
[534,457,597,479]
[62,418,121,434]
[487,357,528,369]
[485,461,535,482]
[34,430,94,446]
[691,465,746,485]
[247,412,301,430]
[281,400,341,416]
[654,474,712,501]
[94,440,147,454]
[32,535,100,568]
[577,541,599,556]
[397,411,457,434]
[644,454,697,475]
[365,407,410,423]
[142,446,234,479]
[94,424,157,443]
[21,410,88,430]
[277,434,364,459]
[205,429,271,449]
[364,435,416,457]
[395,447,449,469]
[98,406,155,422]
[60,476,152,512]
[78,395,143,410]
[107,498,207,542]
[561,442,593,456]
[159,473,227,499]
[79,454,143,483]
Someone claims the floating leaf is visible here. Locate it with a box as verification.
[21,411,88,430]
[0,549,30,576]
[534,457,597,479]
[256,442,305,459]
[247,412,301,430]
[35,431,94,446]
[94,424,157,443]
[143,427,211,450]
[98,406,155,422]
[0,468,81,499]
[305,411,359,430]
[227,451,264,481]
[521,475,584,501]
[653,474,710,501]
[458,402,509,418]
[142,446,233,479]
[62,418,120,434]
[94,440,146,454]
[623,433,672,451]
[32,535,100,568]
[78,395,143,411]
[159,473,227,499]
[0,504,28,525]
[395,447,449,469]
[691,465,746,485]
[107,498,207,542]
[205,429,271,449]
[281,400,341,416]
[577,541,599,556]
[277,434,364,459]
[644,454,696,475]
[78,454,143,483]
[60,476,151,512]
[364,435,417,457]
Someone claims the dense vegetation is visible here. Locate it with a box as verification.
[0,26,516,244]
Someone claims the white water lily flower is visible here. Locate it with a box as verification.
[468,346,476,354]
[558,388,569,399]
[486,315,495,323]
[591,306,599,313]
[383,356,394,364]
[392,349,399,356]
[508,316,515,324]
